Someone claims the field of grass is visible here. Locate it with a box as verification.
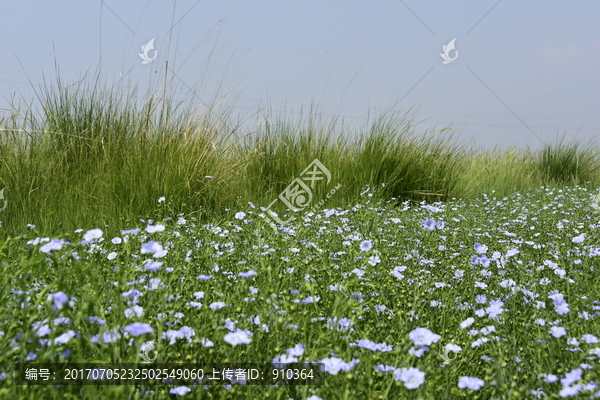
[1,81,600,399]
[1,185,600,399]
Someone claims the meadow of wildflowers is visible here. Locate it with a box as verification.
[0,184,599,399]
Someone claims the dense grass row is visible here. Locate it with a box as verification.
[0,79,599,238]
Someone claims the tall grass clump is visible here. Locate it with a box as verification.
[239,106,470,221]
[0,76,239,236]
[535,134,600,186]
[455,145,540,199]
[236,107,376,229]
[349,109,468,203]
[238,108,346,204]
[455,137,600,200]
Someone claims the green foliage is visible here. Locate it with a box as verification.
[0,186,599,399]
[0,78,599,239]
[535,134,599,185]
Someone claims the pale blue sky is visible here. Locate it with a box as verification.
[0,1,598,150]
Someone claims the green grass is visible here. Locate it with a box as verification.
[0,79,599,238]
[1,79,600,399]
[1,185,600,399]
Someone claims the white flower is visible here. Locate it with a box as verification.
[471,337,489,347]
[394,367,426,389]
[286,343,305,357]
[460,317,475,329]
[169,386,190,395]
[224,329,252,346]
[83,229,103,241]
[320,357,360,375]
[272,354,298,364]
[368,255,381,266]
[458,376,485,390]
[124,305,144,318]
[145,224,165,233]
[409,327,441,346]
[53,330,77,345]
[549,326,567,338]
[582,334,599,344]
[445,343,462,352]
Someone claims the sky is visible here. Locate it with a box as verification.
[0,0,598,151]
